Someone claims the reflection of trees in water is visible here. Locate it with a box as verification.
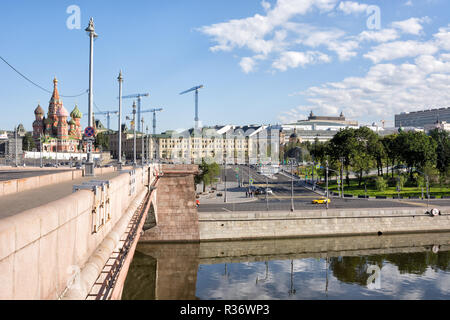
[330,251,450,285]
[384,250,450,275]
[329,256,383,286]
[121,250,157,300]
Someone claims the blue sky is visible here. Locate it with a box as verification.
[0,0,449,132]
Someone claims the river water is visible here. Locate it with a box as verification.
[122,232,450,300]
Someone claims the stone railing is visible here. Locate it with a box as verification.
[0,164,160,300]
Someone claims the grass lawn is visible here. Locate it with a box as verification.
[317,177,450,198]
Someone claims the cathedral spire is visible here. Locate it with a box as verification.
[51,77,60,103]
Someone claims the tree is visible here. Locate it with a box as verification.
[327,129,356,187]
[429,129,450,175]
[95,132,110,151]
[396,131,437,175]
[381,134,399,178]
[22,132,36,151]
[195,159,221,192]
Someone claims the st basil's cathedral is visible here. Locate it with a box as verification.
[32,78,85,152]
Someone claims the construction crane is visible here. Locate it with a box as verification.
[179,85,204,129]
[93,110,119,131]
[121,93,150,132]
[140,108,164,135]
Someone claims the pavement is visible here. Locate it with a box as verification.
[0,171,122,219]
[0,169,72,181]
[198,165,450,213]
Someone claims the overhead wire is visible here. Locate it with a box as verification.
[0,55,88,98]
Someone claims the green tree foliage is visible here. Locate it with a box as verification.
[22,132,36,151]
[195,159,221,192]
[395,131,437,174]
[95,132,110,151]
[375,176,387,191]
[429,129,450,175]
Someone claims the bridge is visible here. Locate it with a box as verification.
[1,163,450,300]
[0,164,200,300]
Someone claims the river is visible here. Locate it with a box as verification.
[122,232,450,300]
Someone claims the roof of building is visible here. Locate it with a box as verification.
[70,105,82,119]
[56,106,69,117]
[34,104,44,115]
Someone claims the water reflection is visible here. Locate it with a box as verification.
[122,233,450,300]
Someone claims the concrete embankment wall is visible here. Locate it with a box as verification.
[199,207,450,241]
[0,165,156,300]
[0,167,117,197]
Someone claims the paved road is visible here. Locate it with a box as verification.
[199,165,450,212]
[0,169,72,181]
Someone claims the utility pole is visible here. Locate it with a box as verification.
[40,134,43,168]
[14,126,18,167]
[118,71,123,168]
[146,125,149,164]
[266,175,269,211]
[224,161,227,203]
[326,160,329,210]
[133,102,137,166]
[289,158,295,212]
[340,157,344,198]
[141,117,145,166]
[85,18,98,176]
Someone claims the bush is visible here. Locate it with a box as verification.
[375,177,387,192]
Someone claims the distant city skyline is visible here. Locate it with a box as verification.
[1,0,449,133]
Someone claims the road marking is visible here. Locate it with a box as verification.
[222,208,232,212]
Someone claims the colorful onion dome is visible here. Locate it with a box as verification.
[70,104,83,119]
[56,106,69,117]
[34,104,44,115]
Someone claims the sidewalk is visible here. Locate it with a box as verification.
[198,181,259,204]
[0,171,121,219]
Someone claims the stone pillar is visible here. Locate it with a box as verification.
[140,164,200,242]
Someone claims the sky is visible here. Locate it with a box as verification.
[0,0,449,133]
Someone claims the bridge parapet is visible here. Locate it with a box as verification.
[0,164,161,300]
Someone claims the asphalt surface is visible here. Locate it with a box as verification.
[199,165,450,212]
[0,169,73,181]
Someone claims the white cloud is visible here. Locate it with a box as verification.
[337,1,369,15]
[272,51,331,71]
[240,57,257,73]
[404,1,413,6]
[359,29,400,43]
[261,0,271,11]
[391,17,430,35]
[364,40,439,63]
[280,54,450,123]
[434,25,450,51]
[199,0,339,55]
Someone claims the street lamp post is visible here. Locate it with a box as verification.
[326,160,329,210]
[118,71,123,169]
[289,158,295,212]
[132,102,137,166]
[340,157,345,198]
[14,126,18,167]
[85,18,98,176]
[224,161,227,203]
[146,125,149,164]
[141,117,145,166]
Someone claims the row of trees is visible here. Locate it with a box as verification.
[283,127,450,187]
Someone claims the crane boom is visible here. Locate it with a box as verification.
[121,93,150,132]
[179,85,204,129]
[179,85,203,95]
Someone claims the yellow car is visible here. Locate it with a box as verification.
[312,198,331,204]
